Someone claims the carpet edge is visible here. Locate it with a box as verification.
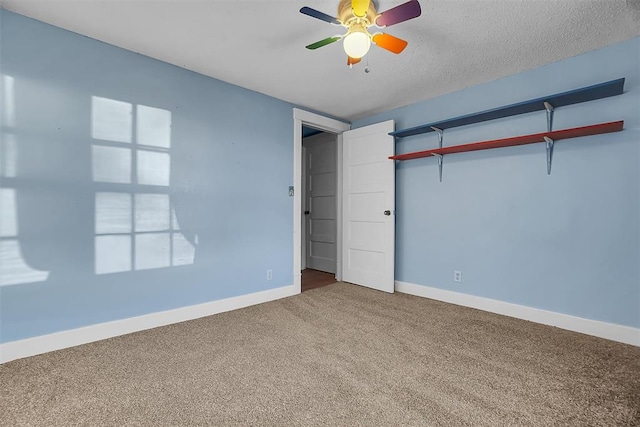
[0,285,298,363]
[395,281,640,347]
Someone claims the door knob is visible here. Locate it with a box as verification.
[384,210,391,216]
[304,210,311,215]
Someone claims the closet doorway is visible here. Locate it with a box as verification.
[301,128,338,292]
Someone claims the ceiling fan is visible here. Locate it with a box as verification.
[300,0,422,66]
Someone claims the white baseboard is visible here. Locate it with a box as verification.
[395,281,639,347]
[1,285,298,364]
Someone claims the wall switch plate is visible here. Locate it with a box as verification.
[267,269,273,280]
[289,186,294,197]
[454,271,462,282]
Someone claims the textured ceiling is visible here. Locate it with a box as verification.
[1,0,639,121]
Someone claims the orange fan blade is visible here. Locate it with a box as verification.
[352,0,370,17]
[347,56,361,66]
[372,33,408,54]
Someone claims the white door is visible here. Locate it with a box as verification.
[304,133,337,274]
[342,120,395,293]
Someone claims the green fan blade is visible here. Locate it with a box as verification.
[306,36,342,50]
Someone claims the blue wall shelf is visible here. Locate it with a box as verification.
[389,78,625,139]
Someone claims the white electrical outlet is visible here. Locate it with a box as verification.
[266,269,273,280]
[454,271,462,282]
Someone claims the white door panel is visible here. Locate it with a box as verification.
[309,173,335,196]
[310,219,335,239]
[348,192,386,221]
[310,196,336,219]
[342,120,395,293]
[348,222,385,250]
[349,163,389,187]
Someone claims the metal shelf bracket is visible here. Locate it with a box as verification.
[431,153,443,182]
[544,101,554,132]
[431,127,444,182]
[431,126,444,147]
[544,103,555,175]
[544,136,554,175]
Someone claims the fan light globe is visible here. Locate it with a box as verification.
[343,31,371,59]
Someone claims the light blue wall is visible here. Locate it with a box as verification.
[0,10,294,342]
[354,37,640,328]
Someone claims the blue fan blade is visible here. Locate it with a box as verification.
[300,6,341,25]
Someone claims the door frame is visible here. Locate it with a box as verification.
[301,144,307,271]
[293,108,350,293]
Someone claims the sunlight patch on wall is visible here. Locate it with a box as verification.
[95,192,132,234]
[2,75,18,178]
[92,145,132,183]
[137,105,171,149]
[0,189,50,286]
[0,189,18,237]
[92,98,194,275]
[91,96,132,143]
[0,241,50,286]
[0,75,50,286]
[1,134,18,178]
[95,235,132,275]
[3,75,16,127]
[135,194,170,232]
[172,233,195,266]
[137,150,170,186]
[94,193,195,274]
[135,232,170,270]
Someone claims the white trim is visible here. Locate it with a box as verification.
[293,108,350,289]
[395,281,640,347]
[1,285,297,364]
[335,133,344,282]
[301,144,307,271]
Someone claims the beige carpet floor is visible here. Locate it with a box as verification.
[1,282,639,426]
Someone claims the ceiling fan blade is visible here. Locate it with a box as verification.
[376,0,421,27]
[306,36,342,50]
[372,33,408,54]
[300,6,341,25]
[352,0,370,17]
[347,56,361,66]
